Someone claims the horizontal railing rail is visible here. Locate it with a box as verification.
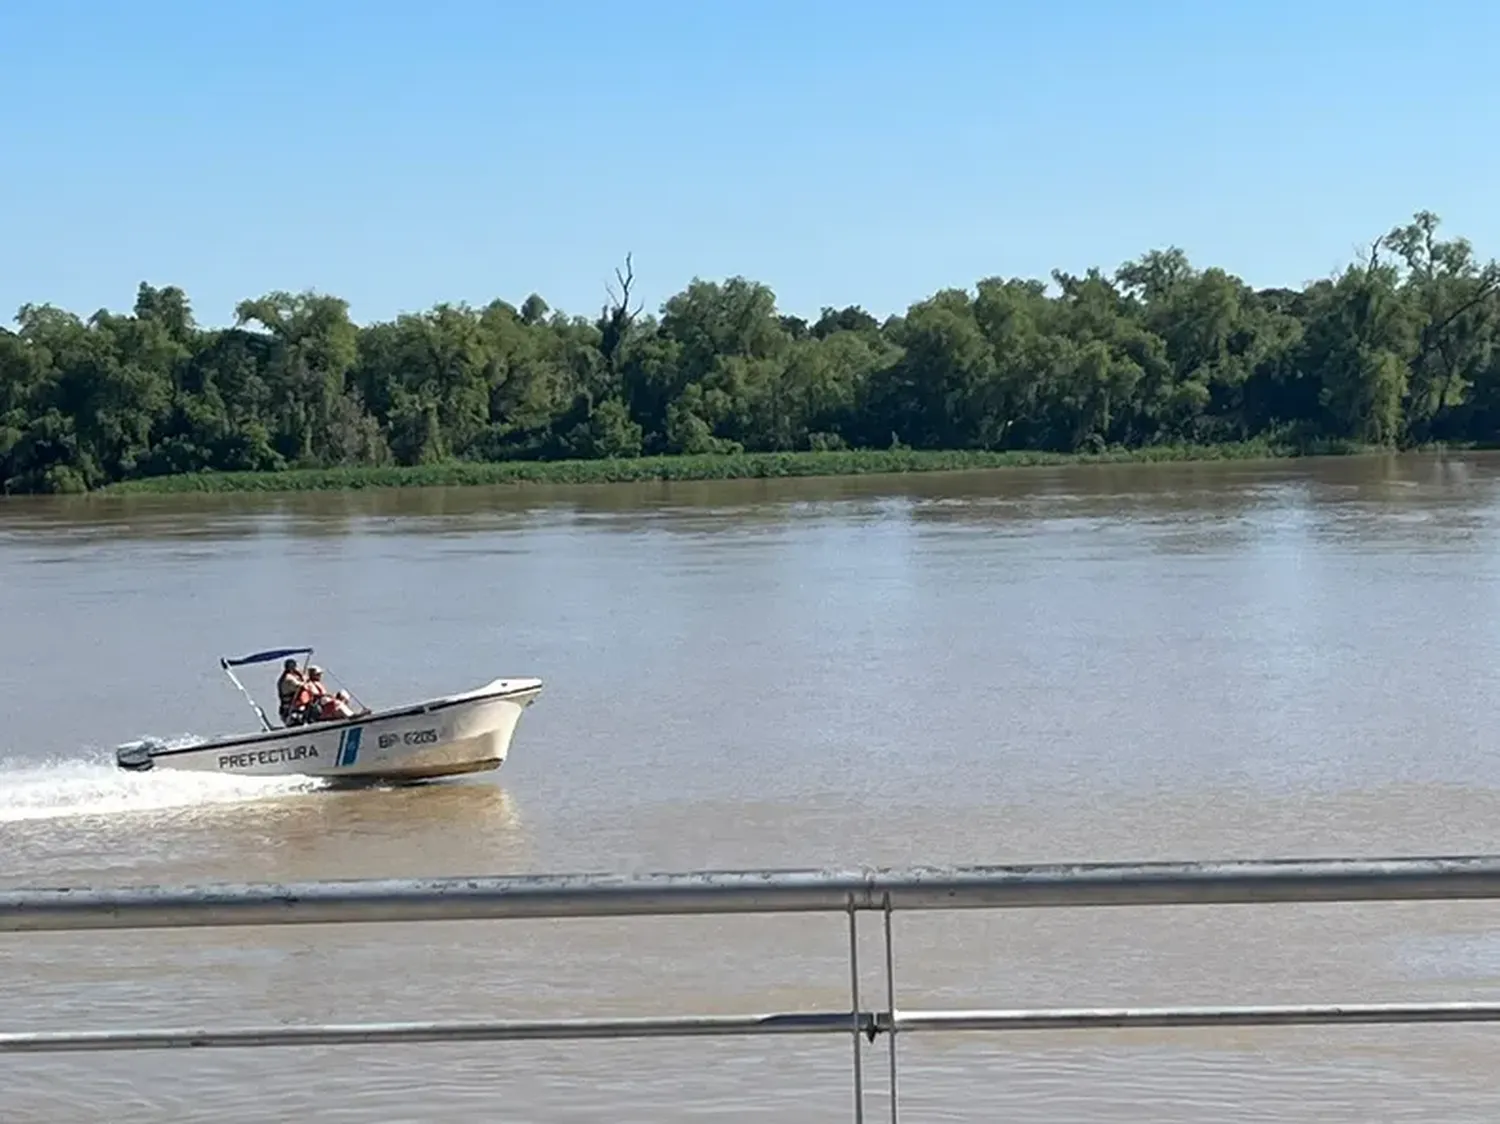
[6,854,1500,1122]
[8,1001,1500,1054]
[8,855,1500,930]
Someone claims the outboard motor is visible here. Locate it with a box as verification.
[115,739,161,771]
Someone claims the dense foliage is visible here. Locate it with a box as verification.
[3,210,1497,495]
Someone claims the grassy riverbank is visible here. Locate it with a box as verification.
[94,440,1385,496]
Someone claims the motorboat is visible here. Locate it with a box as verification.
[115,646,543,783]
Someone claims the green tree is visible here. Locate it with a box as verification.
[5,208,1500,495]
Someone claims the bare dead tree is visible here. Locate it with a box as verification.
[607,253,642,316]
[599,252,642,377]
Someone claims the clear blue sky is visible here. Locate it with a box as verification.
[3,0,1496,329]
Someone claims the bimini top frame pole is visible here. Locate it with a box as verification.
[217,646,313,733]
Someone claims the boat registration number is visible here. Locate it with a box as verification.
[379,728,439,749]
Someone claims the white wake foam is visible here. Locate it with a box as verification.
[0,738,323,824]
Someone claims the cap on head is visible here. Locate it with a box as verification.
[284,658,299,671]
[308,665,322,677]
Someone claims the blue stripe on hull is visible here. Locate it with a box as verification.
[336,727,363,767]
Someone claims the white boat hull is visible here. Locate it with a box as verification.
[116,678,543,783]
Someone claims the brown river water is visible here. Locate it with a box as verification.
[4,453,1500,1122]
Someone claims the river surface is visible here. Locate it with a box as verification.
[4,453,1500,1122]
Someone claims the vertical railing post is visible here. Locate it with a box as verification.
[848,900,865,1124]
[883,893,898,1124]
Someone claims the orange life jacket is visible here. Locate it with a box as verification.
[295,681,327,710]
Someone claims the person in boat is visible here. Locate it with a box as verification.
[279,664,328,726]
[317,689,366,721]
[276,659,305,725]
[295,666,370,723]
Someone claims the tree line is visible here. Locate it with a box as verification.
[2,209,1497,495]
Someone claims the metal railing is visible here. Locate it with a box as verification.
[7,854,1500,1121]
